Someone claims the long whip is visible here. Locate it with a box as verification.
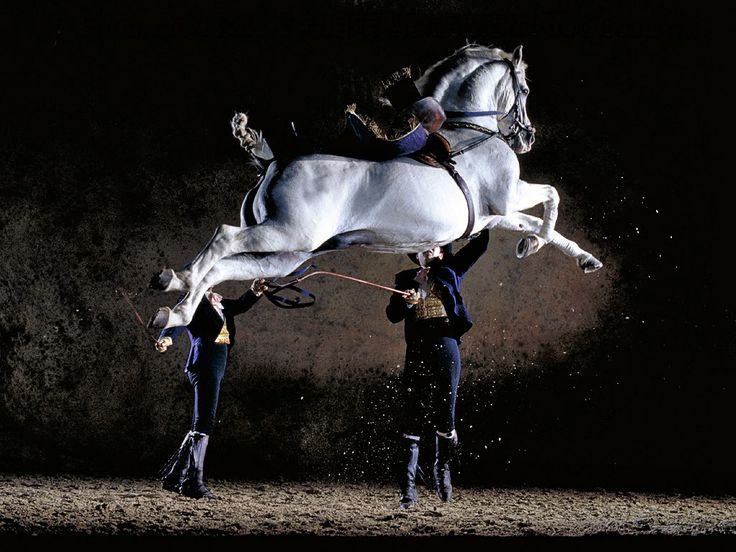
[117,288,158,342]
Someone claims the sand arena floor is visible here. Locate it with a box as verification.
[0,474,734,544]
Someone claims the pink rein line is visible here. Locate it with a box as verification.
[276,270,409,296]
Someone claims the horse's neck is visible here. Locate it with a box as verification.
[416,58,484,97]
[423,60,509,133]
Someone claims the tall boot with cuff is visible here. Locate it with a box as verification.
[180,431,216,499]
[433,429,457,503]
[399,434,420,510]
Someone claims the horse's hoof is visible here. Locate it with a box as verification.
[149,269,170,290]
[149,268,181,292]
[579,256,603,273]
[516,235,543,259]
[147,307,171,329]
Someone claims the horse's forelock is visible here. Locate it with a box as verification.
[462,44,527,71]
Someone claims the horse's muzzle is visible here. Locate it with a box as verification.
[511,127,535,154]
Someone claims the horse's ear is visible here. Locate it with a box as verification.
[512,45,524,67]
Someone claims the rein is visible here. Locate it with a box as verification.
[444,121,498,135]
[442,121,498,157]
[444,109,506,118]
[263,266,410,309]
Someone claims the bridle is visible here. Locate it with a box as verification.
[443,59,535,144]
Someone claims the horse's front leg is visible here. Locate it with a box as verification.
[149,251,315,329]
[510,180,559,258]
[488,213,603,273]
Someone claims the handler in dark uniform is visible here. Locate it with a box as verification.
[156,278,268,499]
[386,229,490,509]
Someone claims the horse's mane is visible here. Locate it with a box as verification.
[417,43,524,97]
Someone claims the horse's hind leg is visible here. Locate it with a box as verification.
[151,224,238,294]
[511,180,559,258]
[150,251,313,329]
[488,213,603,273]
[152,221,324,294]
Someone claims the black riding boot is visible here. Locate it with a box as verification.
[160,432,193,494]
[399,435,420,509]
[180,431,216,499]
[434,431,457,502]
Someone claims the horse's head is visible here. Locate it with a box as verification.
[416,44,536,154]
[497,46,535,154]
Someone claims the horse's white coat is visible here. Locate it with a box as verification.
[151,45,602,329]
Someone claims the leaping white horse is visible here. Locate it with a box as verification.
[149,44,602,329]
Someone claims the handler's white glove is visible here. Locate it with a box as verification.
[155,337,173,353]
[404,289,421,306]
[250,278,268,297]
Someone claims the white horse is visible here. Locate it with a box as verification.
[149,44,602,329]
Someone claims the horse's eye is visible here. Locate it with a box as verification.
[522,88,529,95]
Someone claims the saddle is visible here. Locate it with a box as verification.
[340,85,473,236]
[411,132,453,168]
[343,105,427,161]
[341,89,448,162]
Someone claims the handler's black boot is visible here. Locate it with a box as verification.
[433,430,457,503]
[180,432,216,499]
[399,435,420,510]
[160,431,193,494]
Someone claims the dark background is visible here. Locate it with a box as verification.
[1,1,729,493]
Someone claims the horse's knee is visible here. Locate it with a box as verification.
[215,224,240,242]
[162,268,186,292]
[547,187,560,206]
[208,224,243,257]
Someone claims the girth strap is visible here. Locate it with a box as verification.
[441,161,475,239]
